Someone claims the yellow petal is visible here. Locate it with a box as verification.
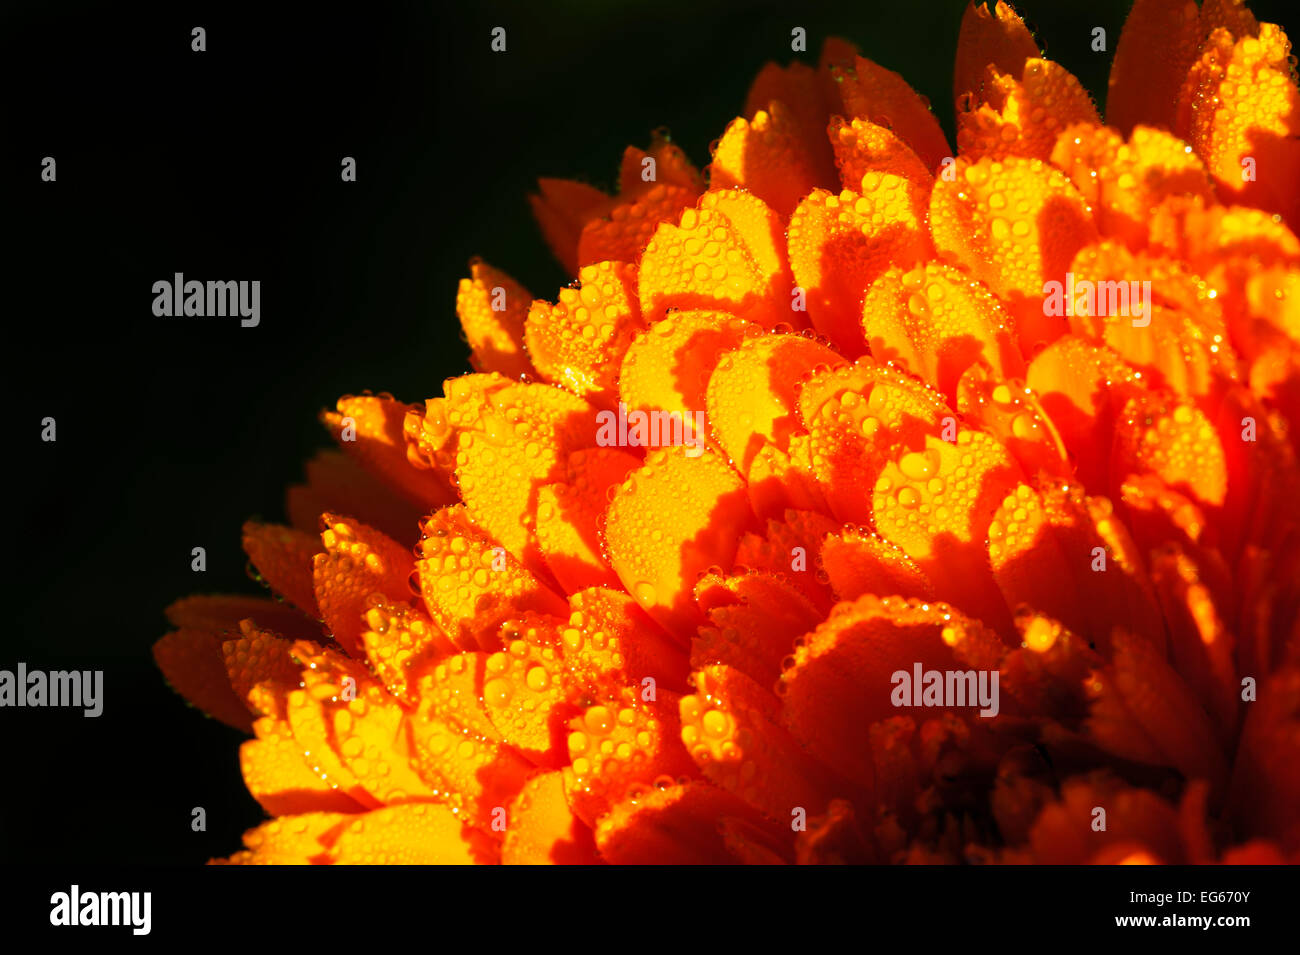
[862,262,1024,403]
[327,803,495,864]
[709,101,826,217]
[240,717,367,816]
[706,332,845,473]
[637,194,792,323]
[930,155,1098,352]
[620,312,762,455]
[415,504,567,652]
[502,770,602,864]
[524,260,642,405]
[605,447,758,642]
[958,60,1099,162]
[456,260,535,379]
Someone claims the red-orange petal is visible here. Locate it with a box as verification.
[952,1,1040,110]
[154,628,256,732]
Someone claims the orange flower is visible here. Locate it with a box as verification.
[157,0,1300,864]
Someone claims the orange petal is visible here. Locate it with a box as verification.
[286,449,423,546]
[709,101,826,217]
[957,60,1099,162]
[524,260,642,404]
[1150,545,1239,741]
[691,570,824,689]
[360,598,455,700]
[835,55,951,171]
[1026,335,1147,493]
[1181,24,1300,224]
[565,686,696,826]
[1225,666,1300,850]
[744,439,831,522]
[415,504,567,652]
[952,1,1039,110]
[409,654,535,823]
[324,394,455,513]
[862,262,1024,403]
[537,447,640,594]
[592,779,767,864]
[327,803,496,864]
[1112,394,1228,510]
[820,526,934,604]
[797,360,950,525]
[872,431,1021,631]
[1084,629,1230,799]
[681,665,845,820]
[955,366,1072,481]
[637,193,792,323]
[283,675,381,810]
[1085,495,1170,651]
[1199,0,1260,40]
[605,447,757,642]
[1062,242,1229,400]
[564,587,691,695]
[502,770,602,864]
[165,594,320,641]
[221,620,301,719]
[829,116,934,202]
[456,260,535,379]
[930,155,1098,352]
[817,37,861,104]
[986,483,1095,648]
[744,60,839,185]
[1027,776,1184,864]
[780,596,1003,792]
[1050,125,1213,251]
[619,136,705,197]
[479,617,573,762]
[576,184,696,269]
[789,185,931,356]
[153,628,255,732]
[733,508,840,612]
[293,648,442,806]
[311,514,414,657]
[721,814,794,864]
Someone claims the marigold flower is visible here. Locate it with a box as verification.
[157,0,1300,864]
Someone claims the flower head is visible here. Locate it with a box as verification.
[157,0,1300,864]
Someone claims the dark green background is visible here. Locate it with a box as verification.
[4,0,1296,863]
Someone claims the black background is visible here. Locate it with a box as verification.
[4,0,1296,866]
